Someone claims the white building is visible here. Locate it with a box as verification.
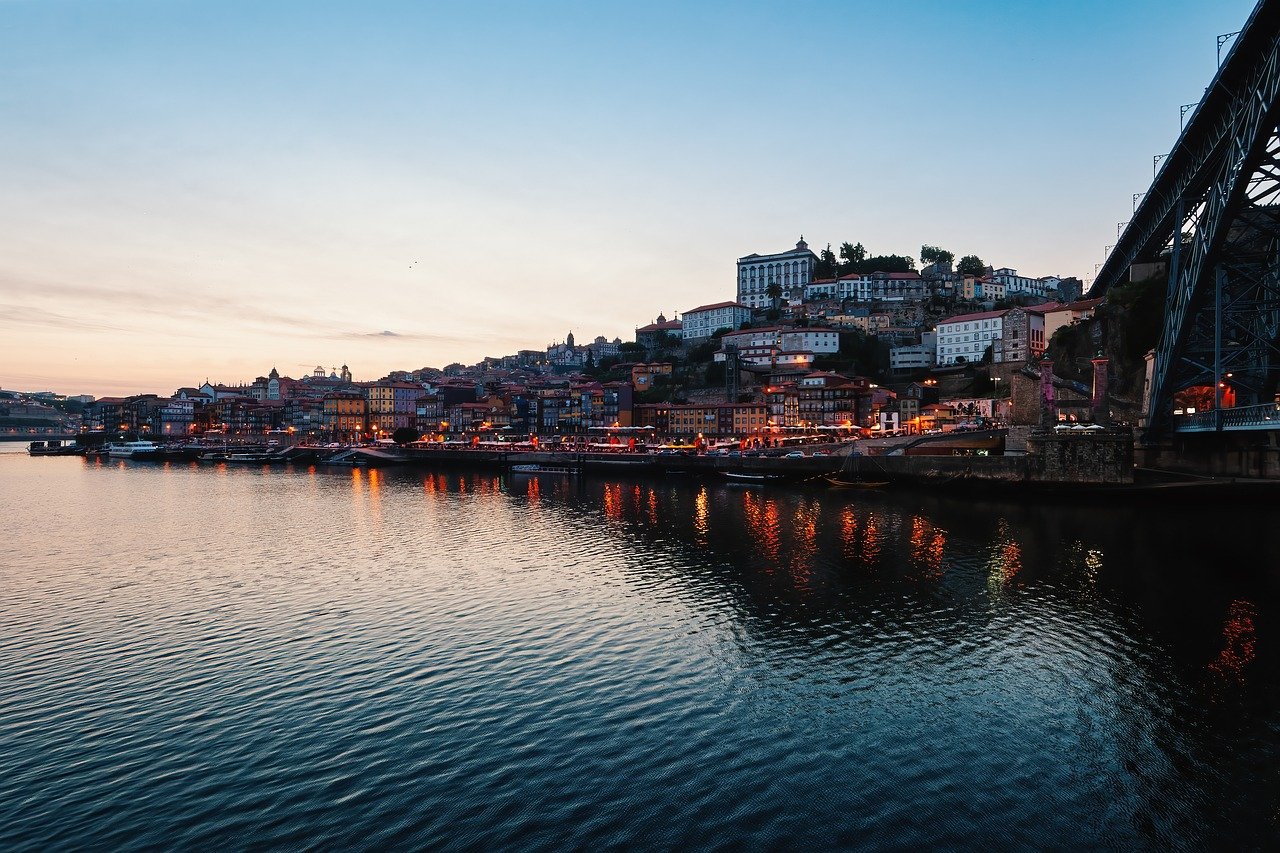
[991,267,1061,299]
[936,309,1007,366]
[779,328,841,354]
[736,238,818,309]
[682,301,751,341]
[890,331,937,371]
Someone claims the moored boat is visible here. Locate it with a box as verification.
[106,440,164,460]
[511,464,576,475]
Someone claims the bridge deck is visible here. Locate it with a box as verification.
[1172,402,1280,432]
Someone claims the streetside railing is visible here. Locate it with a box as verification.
[1174,402,1280,432]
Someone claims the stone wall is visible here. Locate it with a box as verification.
[1026,428,1134,484]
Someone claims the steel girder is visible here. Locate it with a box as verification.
[1144,25,1280,434]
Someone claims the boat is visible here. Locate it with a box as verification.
[825,449,890,489]
[824,474,890,489]
[224,452,275,463]
[106,440,164,460]
[511,464,576,475]
[27,440,84,456]
[722,471,786,482]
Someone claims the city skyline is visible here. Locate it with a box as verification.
[1,0,1257,397]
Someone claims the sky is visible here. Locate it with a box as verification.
[0,0,1260,397]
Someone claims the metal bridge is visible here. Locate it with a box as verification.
[1090,0,1280,436]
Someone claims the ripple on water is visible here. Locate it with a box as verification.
[0,450,1277,849]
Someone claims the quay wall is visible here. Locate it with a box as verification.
[365,430,1137,487]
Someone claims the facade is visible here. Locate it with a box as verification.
[635,315,683,351]
[936,309,1007,366]
[998,307,1047,365]
[795,372,872,427]
[322,392,367,441]
[366,380,422,435]
[779,329,841,354]
[890,331,938,371]
[736,238,818,309]
[1042,297,1104,343]
[681,302,751,341]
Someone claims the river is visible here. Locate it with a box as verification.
[1,443,1277,849]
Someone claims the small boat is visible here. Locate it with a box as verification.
[106,440,164,460]
[723,471,785,482]
[511,464,576,475]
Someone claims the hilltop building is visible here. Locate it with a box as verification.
[736,238,818,310]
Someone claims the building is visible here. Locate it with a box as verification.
[890,332,938,371]
[322,391,367,441]
[795,372,872,427]
[681,301,752,341]
[998,307,1047,365]
[1042,297,1104,344]
[635,314,683,351]
[736,238,819,309]
[936,309,1007,366]
[366,380,422,435]
[779,329,841,355]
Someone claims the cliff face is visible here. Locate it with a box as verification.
[1045,276,1164,424]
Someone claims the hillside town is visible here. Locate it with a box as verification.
[5,237,1107,445]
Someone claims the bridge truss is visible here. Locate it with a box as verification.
[1091,0,1280,435]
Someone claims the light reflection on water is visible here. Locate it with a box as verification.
[0,445,1278,849]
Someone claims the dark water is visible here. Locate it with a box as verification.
[2,444,1278,850]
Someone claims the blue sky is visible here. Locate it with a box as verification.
[0,0,1259,395]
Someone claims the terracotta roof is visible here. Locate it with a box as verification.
[684,301,748,314]
[938,309,1010,325]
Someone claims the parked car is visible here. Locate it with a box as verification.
[784,450,805,458]
[811,451,828,457]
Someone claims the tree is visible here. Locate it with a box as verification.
[618,341,646,360]
[957,255,986,276]
[392,426,420,445]
[856,254,915,274]
[814,244,839,279]
[839,242,866,274]
[585,350,595,368]
[920,245,954,266]
[766,280,783,308]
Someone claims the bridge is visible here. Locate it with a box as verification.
[1090,0,1280,437]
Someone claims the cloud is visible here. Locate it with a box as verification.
[0,304,126,333]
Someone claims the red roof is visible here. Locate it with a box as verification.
[938,309,1009,325]
[684,301,748,314]
[636,321,683,332]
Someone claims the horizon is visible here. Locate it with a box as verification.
[1,0,1257,398]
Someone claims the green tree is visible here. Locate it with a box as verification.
[618,341,647,360]
[920,245,954,266]
[766,280,783,308]
[838,241,866,274]
[814,244,839,279]
[856,254,915,274]
[957,255,987,276]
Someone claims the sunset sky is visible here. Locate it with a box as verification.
[0,0,1257,397]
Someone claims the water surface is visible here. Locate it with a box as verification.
[2,444,1277,849]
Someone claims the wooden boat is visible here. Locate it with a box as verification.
[824,474,890,489]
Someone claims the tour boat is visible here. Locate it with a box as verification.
[106,441,164,460]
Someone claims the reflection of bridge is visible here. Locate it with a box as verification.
[1091,0,1280,436]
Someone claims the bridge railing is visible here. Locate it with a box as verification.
[1173,402,1280,432]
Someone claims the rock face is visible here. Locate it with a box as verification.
[1045,276,1164,425]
